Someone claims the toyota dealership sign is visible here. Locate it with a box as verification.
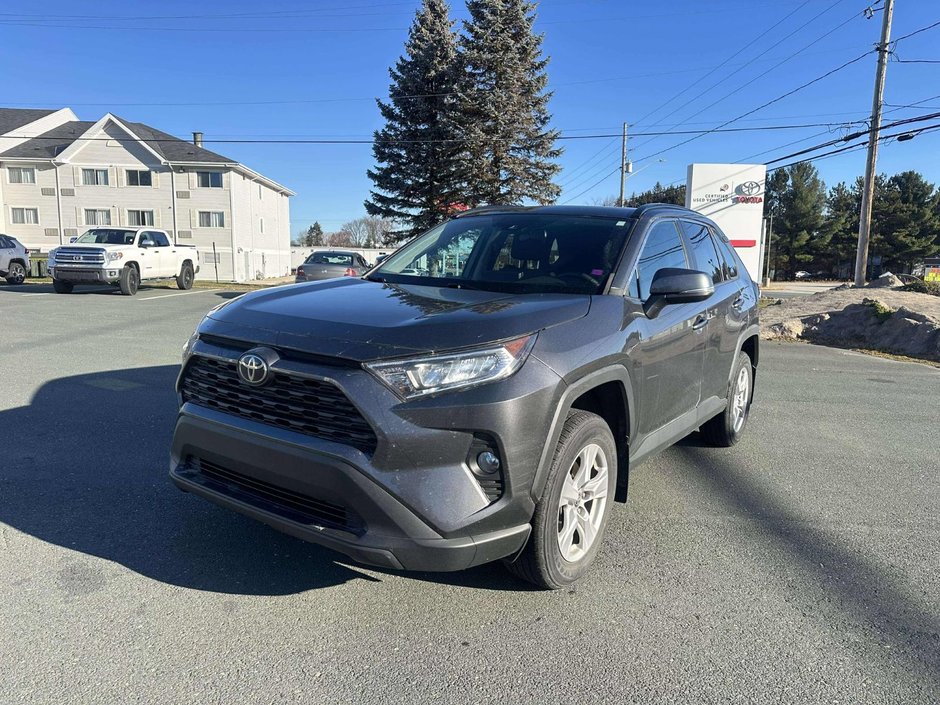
[685,163,767,281]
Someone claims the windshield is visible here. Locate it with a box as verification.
[76,229,137,245]
[308,252,354,266]
[373,213,634,294]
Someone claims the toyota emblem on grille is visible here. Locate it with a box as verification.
[237,352,269,386]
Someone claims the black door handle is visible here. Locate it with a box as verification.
[692,314,708,331]
[732,293,745,309]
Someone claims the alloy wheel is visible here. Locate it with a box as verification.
[557,443,609,563]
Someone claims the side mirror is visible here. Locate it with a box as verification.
[140,241,152,248]
[69,236,78,243]
[644,268,714,318]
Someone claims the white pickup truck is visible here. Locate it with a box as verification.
[48,228,200,296]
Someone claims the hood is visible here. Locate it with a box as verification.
[57,243,131,250]
[201,277,591,362]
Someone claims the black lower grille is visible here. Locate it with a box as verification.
[477,477,504,503]
[180,355,377,454]
[191,456,358,532]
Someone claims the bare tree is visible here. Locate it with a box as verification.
[328,230,353,247]
[340,217,371,247]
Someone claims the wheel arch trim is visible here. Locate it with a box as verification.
[530,365,636,502]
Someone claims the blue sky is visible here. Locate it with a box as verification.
[2,0,938,235]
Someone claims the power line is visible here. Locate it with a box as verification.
[562,1,871,200]
[891,18,940,42]
[772,122,940,170]
[4,121,866,147]
[633,50,874,163]
[628,0,865,155]
[763,110,940,165]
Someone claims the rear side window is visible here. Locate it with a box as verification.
[680,220,723,284]
[309,252,353,266]
[0,236,10,248]
[632,219,688,300]
[709,227,740,280]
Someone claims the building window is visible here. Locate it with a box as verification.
[126,170,153,187]
[260,218,264,234]
[8,167,36,184]
[196,171,223,188]
[84,209,112,226]
[82,168,109,186]
[127,210,154,227]
[11,207,39,225]
[198,211,225,228]
[258,183,262,199]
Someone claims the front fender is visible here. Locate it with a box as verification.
[529,364,635,503]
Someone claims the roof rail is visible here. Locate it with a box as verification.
[453,204,531,218]
[632,202,690,218]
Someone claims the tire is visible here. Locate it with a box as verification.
[504,410,617,589]
[5,261,26,285]
[176,261,194,290]
[52,279,73,294]
[119,265,139,296]
[700,351,753,447]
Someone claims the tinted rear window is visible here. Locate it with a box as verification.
[308,253,353,266]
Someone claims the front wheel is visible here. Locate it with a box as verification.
[119,265,139,296]
[5,261,26,284]
[700,351,753,447]
[176,261,194,290]
[504,410,617,589]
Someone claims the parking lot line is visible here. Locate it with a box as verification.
[21,292,51,297]
[137,289,223,301]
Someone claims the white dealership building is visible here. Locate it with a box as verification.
[0,107,294,281]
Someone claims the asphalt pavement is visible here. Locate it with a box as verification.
[1,281,938,704]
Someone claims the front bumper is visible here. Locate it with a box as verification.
[170,412,531,571]
[49,266,120,284]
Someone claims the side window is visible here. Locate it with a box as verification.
[680,220,723,284]
[0,236,10,248]
[139,232,156,247]
[710,227,739,280]
[152,232,171,247]
[634,220,688,300]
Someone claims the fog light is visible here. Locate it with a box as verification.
[477,451,500,474]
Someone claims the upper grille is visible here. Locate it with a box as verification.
[180,355,378,454]
[54,247,106,265]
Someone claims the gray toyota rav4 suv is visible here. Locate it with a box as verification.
[170,204,759,588]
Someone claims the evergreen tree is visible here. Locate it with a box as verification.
[303,221,325,247]
[457,0,561,206]
[819,182,858,275]
[775,162,826,278]
[871,171,940,270]
[365,0,463,240]
[622,181,685,207]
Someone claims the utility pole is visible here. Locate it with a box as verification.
[618,123,628,207]
[854,0,894,287]
[763,214,774,286]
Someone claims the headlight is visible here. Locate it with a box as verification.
[182,329,199,363]
[107,251,124,262]
[366,334,537,399]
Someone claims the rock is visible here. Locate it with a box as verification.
[866,272,902,288]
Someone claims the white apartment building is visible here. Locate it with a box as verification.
[0,107,294,281]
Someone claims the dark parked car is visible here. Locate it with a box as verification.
[171,204,760,588]
[0,234,29,284]
[295,250,369,282]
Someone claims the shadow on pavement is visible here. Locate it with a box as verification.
[673,443,940,686]
[1,365,529,594]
